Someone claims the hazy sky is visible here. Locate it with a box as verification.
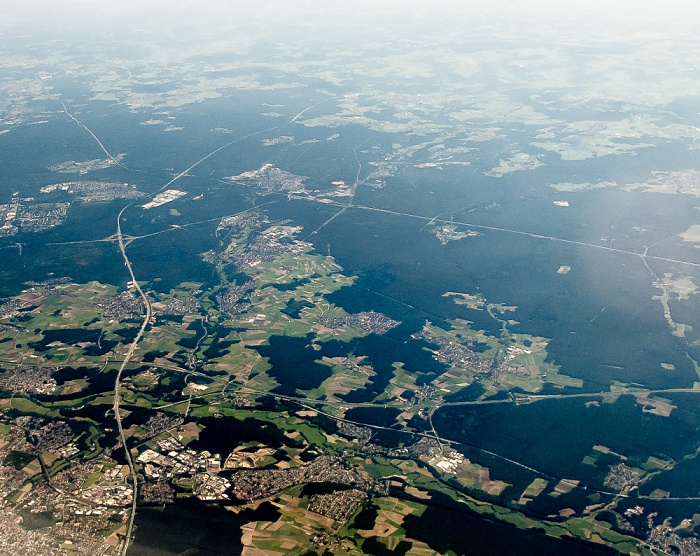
[2,0,699,88]
[3,0,700,36]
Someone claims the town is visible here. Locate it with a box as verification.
[40,181,145,203]
[0,194,69,236]
[226,163,308,196]
[319,310,400,335]
[49,156,124,174]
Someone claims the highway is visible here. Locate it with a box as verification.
[155,100,330,194]
[57,100,126,169]
[46,91,700,550]
[113,204,151,556]
[320,200,700,270]
[221,386,700,503]
[95,100,329,554]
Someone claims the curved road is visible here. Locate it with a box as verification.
[52,92,700,553]
[114,205,151,556]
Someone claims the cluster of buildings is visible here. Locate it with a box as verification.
[413,327,524,385]
[649,520,700,556]
[319,310,400,335]
[603,463,646,491]
[428,450,464,474]
[136,438,222,481]
[229,456,371,502]
[81,483,132,507]
[361,157,397,189]
[160,295,201,317]
[237,228,310,268]
[135,413,184,440]
[203,224,311,274]
[0,511,69,556]
[49,156,122,174]
[0,194,20,236]
[306,488,367,522]
[227,163,308,195]
[136,438,234,501]
[414,330,492,373]
[40,181,145,203]
[98,291,145,320]
[0,195,69,236]
[216,213,259,233]
[0,366,57,395]
[193,473,230,501]
[215,282,253,317]
[29,421,77,455]
[0,423,125,556]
